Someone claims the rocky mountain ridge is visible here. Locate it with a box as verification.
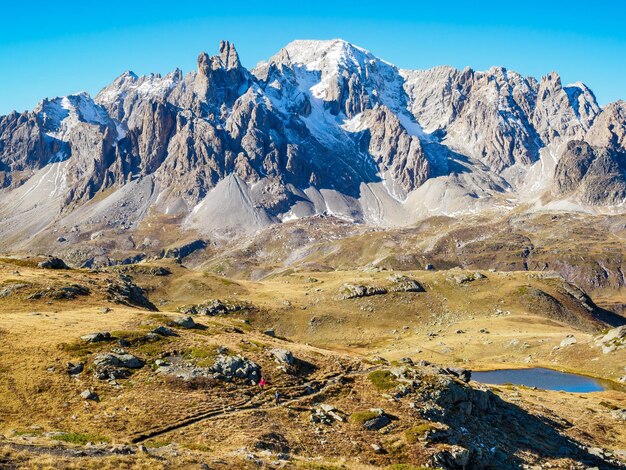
[1,39,625,253]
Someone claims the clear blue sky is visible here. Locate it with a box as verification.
[2,1,625,114]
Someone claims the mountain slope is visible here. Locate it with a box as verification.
[0,39,625,258]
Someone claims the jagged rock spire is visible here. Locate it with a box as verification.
[219,40,241,70]
[197,40,242,74]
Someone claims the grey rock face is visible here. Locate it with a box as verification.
[533,72,600,145]
[0,39,625,251]
[338,283,388,300]
[106,275,157,311]
[388,274,425,293]
[553,140,626,205]
[402,66,542,171]
[94,352,144,369]
[585,101,626,152]
[210,354,261,382]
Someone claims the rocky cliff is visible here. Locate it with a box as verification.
[0,39,625,253]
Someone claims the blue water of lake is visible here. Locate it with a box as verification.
[472,367,622,393]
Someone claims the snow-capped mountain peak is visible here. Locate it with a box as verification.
[0,39,624,249]
[35,92,113,142]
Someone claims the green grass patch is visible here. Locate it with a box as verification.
[111,330,149,342]
[147,313,173,324]
[110,329,170,356]
[146,439,171,448]
[185,346,219,367]
[386,465,430,470]
[135,338,169,356]
[0,279,32,285]
[404,423,438,444]
[238,339,266,353]
[59,341,99,357]
[368,370,399,391]
[52,432,109,445]
[0,258,39,268]
[349,411,380,426]
[181,442,212,452]
[297,464,347,470]
[13,429,43,437]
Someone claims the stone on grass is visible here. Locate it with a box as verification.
[80,389,99,401]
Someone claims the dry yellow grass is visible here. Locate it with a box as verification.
[0,258,624,467]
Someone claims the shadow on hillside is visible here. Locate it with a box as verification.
[439,384,616,469]
[593,305,626,328]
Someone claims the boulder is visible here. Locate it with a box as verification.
[38,257,69,269]
[106,274,157,311]
[81,332,111,343]
[431,445,471,468]
[338,283,387,300]
[371,443,385,454]
[363,414,390,431]
[177,305,198,315]
[210,355,261,382]
[172,316,198,329]
[595,326,626,354]
[270,348,294,365]
[94,353,144,369]
[388,274,425,293]
[151,326,177,337]
[560,335,577,347]
[80,389,99,401]
[611,409,626,421]
[148,267,171,276]
[67,362,84,375]
[446,367,472,383]
[0,283,29,298]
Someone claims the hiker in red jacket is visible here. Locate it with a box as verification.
[259,377,267,390]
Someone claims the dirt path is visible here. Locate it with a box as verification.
[129,366,377,444]
[0,441,114,459]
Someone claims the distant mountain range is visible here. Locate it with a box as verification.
[1,39,625,255]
